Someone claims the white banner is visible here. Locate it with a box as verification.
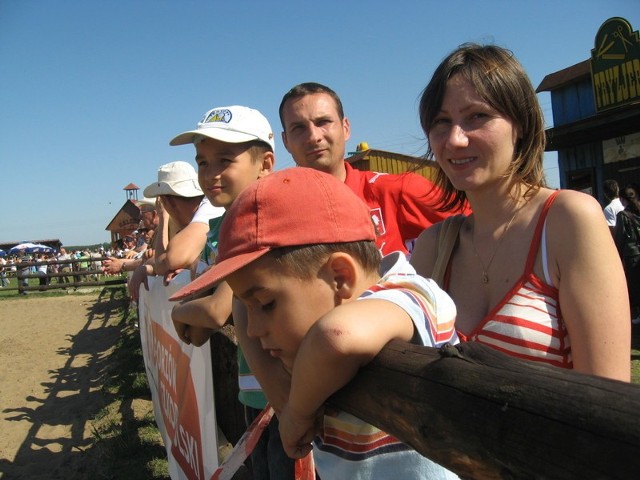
[138,271,219,480]
[603,132,640,163]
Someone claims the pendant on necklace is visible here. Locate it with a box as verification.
[482,272,489,284]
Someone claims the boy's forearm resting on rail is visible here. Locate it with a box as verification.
[287,299,414,419]
[172,282,233,329]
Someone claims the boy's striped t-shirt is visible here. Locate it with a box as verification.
[312,252,459,480]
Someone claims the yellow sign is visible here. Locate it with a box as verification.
[591,17,640,111]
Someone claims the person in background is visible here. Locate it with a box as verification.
[102,203,159,275]
[614,183,640,325]
[170,168,460,480]
[278,81,470,257]
[36,253,49,290]
[56,247,73,285]
[19,254,30,294]
[127,161,223,301]
[411,43,629,382]
[603,179,624,234]
[134,228,150,253]
[76,250,92,283]
[137,228,156,252]
[0,256,9,288]
[123,232,145,259]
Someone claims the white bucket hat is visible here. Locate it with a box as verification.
[143,161,203,198]
[170,105,275,152]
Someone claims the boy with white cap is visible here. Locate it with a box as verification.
[168,106,292,479]
[171,167,460,480]
[126,161,224,301]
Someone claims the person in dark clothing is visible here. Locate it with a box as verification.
[614,183,640,324]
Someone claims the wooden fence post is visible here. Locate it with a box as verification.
[329,340,640,479]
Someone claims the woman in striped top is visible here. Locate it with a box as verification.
[411,43,630,382]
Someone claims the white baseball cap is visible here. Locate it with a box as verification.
[170,105,275,152]
[143,161,203,198]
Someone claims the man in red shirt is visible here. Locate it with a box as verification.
[279,82,469,256]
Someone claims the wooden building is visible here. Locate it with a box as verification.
[536,16,640,200]
[104,182,156,246]
[104,199,149,246]
[346,146,438,180]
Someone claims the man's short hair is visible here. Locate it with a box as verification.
[603,179,620,201]
[279,82,345,129]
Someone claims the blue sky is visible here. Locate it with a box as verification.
[1,1,637,246]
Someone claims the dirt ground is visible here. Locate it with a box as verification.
[0,291,131,479]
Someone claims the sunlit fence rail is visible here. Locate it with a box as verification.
[2,257,126,293]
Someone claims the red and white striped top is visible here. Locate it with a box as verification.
[456,191,572,368]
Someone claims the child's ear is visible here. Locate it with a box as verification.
[326,252,358,300]
[258,151,275,178]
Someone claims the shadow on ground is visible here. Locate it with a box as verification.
[0,287,147,479]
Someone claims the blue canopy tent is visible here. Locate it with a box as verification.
[9,242,56,255]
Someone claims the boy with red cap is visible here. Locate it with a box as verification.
[172,167,460,480]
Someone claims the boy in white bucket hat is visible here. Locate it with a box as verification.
[142,161,203,198]
[128,161,224,301]
[169,106,291,479]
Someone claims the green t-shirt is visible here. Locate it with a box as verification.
[201,214,225,265]
[206,213,267,408]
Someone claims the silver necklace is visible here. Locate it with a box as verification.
[471,207,520,284]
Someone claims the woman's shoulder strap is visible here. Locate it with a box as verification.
[432,215,465,288]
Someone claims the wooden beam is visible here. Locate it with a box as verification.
[329,340,640,479]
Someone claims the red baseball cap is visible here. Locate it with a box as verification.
[170,167,376,300]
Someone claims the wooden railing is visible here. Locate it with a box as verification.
[4,256,126,293]
[330,340,640,479]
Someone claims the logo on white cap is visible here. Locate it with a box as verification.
[201,109,232,125]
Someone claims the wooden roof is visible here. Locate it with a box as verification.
[104,199,142,234]
[536,59,591,93]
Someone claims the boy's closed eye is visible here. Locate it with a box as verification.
[261,300,275,312]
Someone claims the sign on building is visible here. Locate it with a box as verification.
[591,17,640,112]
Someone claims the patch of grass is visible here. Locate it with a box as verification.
[631,324,640,384]
[86,288,169,480]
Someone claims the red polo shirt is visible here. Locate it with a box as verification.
[343,162,469,255]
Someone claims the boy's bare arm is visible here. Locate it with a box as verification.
[172,281,233,328]
[232,299,291,413]
[280,299,415,458]
[171,282,233,346]
[154,222,208,275]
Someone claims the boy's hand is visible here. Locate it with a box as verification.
[171,304,214,346]
[163,268,185,285]
[128,264,151,302]
[172,318,192,345]
[278,402,322,459]
[186,326,213,346]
